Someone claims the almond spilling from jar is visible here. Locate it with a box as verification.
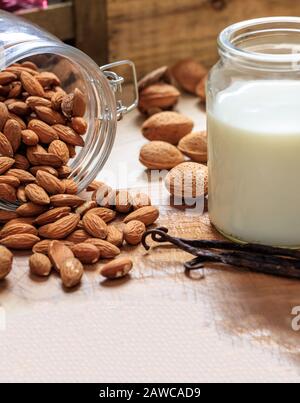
[1,234,40,250]
[142,111,194,145]
[139,141,184,170]
[100,258,133,280]
[82,213,108,239]
[39,213,80,239]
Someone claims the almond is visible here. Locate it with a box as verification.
[123,220,146,245]
[85,238,120,259]
[124,206,159,226]
[139,83,180,115]
[0,132,13,157]
[165,162,208,198]
[172,59,208,94]
[33,239,74,255]
[50,194,85,208]
[36,171,65,195]
[51,91,64,111]
[86,180,105,192]
[20,71,44,97]
[139,141,184,170]
[100,258,133,280]
[17,185,27,203]
[0,175,20,187]
[39,213,80,239]
[34,207,71,226]
[36,72,61,88]
[178,131,207,163]
[16,202,47,217]
[85,207,116,223]
[71,243,100,265]
[0,223,38,239]
[22,61,38,71]
[30,166,58,177]
[83,213,108,239]
[8,81,22,98]
[28,119,59,144]
[0,210,18,223]
[138,66,172,91]
[115,190,133,213]
[132,192,152,210]
[13,154,30,170]
[142,111,194,145]
[48,140,69,165]
[8,113,26,129]
[0,157,15,174]
[3,119,21,152]
[75,201,97,216]
[26,144,47,165]
[57,165,72,179]
[106,225,124,247]
[25,184,50,205]
[0,72,17,85]
[0,246,13,280]
[61,93,74,118]
[6,168,35,183]
[8,101,30,116]
[48,240,74,272]
[21,129,39,146]
[73,88,86,117]
[60,257,84,288]
[53,124,85,147]
[3,217,35,227]
[29,253,52,277]
[66,229,90,244]
[1,234,40,250]
[0,102,9,131]
[66,144,76,159]
[71,117,87,135]
[63,179,78,195]
[35,106,65,125]
[26,96,52,109]
[0,183,16,202]
[32,152,63,168]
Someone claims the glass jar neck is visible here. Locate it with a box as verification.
[218,17,300,72]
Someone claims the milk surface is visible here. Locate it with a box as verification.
[208,80,300,246]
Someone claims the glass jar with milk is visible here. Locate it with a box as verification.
[207,17,300,247]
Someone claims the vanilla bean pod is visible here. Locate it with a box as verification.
[142,228,300,280]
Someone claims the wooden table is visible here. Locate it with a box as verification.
[0,94,299,383]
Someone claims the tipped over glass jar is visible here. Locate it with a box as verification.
[0,10,138,211]
[207,17,300,247]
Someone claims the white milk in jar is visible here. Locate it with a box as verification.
[208,79,300,246]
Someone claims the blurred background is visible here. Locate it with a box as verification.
[1,0,300,78]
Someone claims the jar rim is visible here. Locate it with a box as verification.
[218,16,300,66]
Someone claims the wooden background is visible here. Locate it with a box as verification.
[18,0,300,76]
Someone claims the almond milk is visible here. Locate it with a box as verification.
[208,80,300,246]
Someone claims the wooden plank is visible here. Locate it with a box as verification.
[106,0,300,78]
[17,2,75,41]
[74,0,108,66]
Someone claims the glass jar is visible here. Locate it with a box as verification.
[207,17,300,247]
[0,10,138,210]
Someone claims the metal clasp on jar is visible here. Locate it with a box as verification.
[100,60,139,121]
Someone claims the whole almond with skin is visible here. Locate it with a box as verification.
[57,165,72,179]
[71,117,87,135]
[26,144,47,165]
[0,102,8,131]
[36,171,65,195]
[53,124,85,147]
[0,210,18,223]
[61,93,74,118]
[13,154,30,170]
[0,132,13,157]
[0,223,38,239]
[106,225,124,247]
[85,238,121,259]
[8,113,26,129]
[21,129,39,146]
[25,184,50,205]
[31,166,58,177]
[86,207,116,223]
[0,175,20,187]
[7,66,38,77]
[124,206,159,226]
[142,111,194,145]
[29,253,52,277]
[63,179,78,195]
[0,183,16,202]
[51,92,64,111]
[16,202,47,217]
[132,192,152,210]
[139,83,180,115]
[26,96,52,109]
[86,180,104,192]
[33,152,63,168]
[48,240,74,272]
[22,61,38,71]
[100,258,133,280]
[165,162,208,198]
[115,190,133,213]
[28,119,59,144]
[172,59,208,94]
[8,81,22,99]
[0,157,14,174]
[3,119,21,152]
[50,194,85,208]
[36,72,60,87]
[66,144,76,159]
[35,106,65,125]
[17,186,27,203]
[33,239,74,255]
[0,246,13,280]
[178,131,207,163]
[8,101,30,116]
[75,201,97,216]
[1,234,40,250]
[124,220,146,245]
[3,217,35,227]
[20,71,44,97]
[34,207,71,226]
[71,243,100,265]
[83,213,108,239]
[60,257,84,288]
[66,229,90,244]
[73,88,86,117]
[39,213,80,239]
[0,72,17,85]
[139,141,184,170]
[48,140,69,165]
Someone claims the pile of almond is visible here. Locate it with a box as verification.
[137,59,209,199]
[0,61,159,288]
